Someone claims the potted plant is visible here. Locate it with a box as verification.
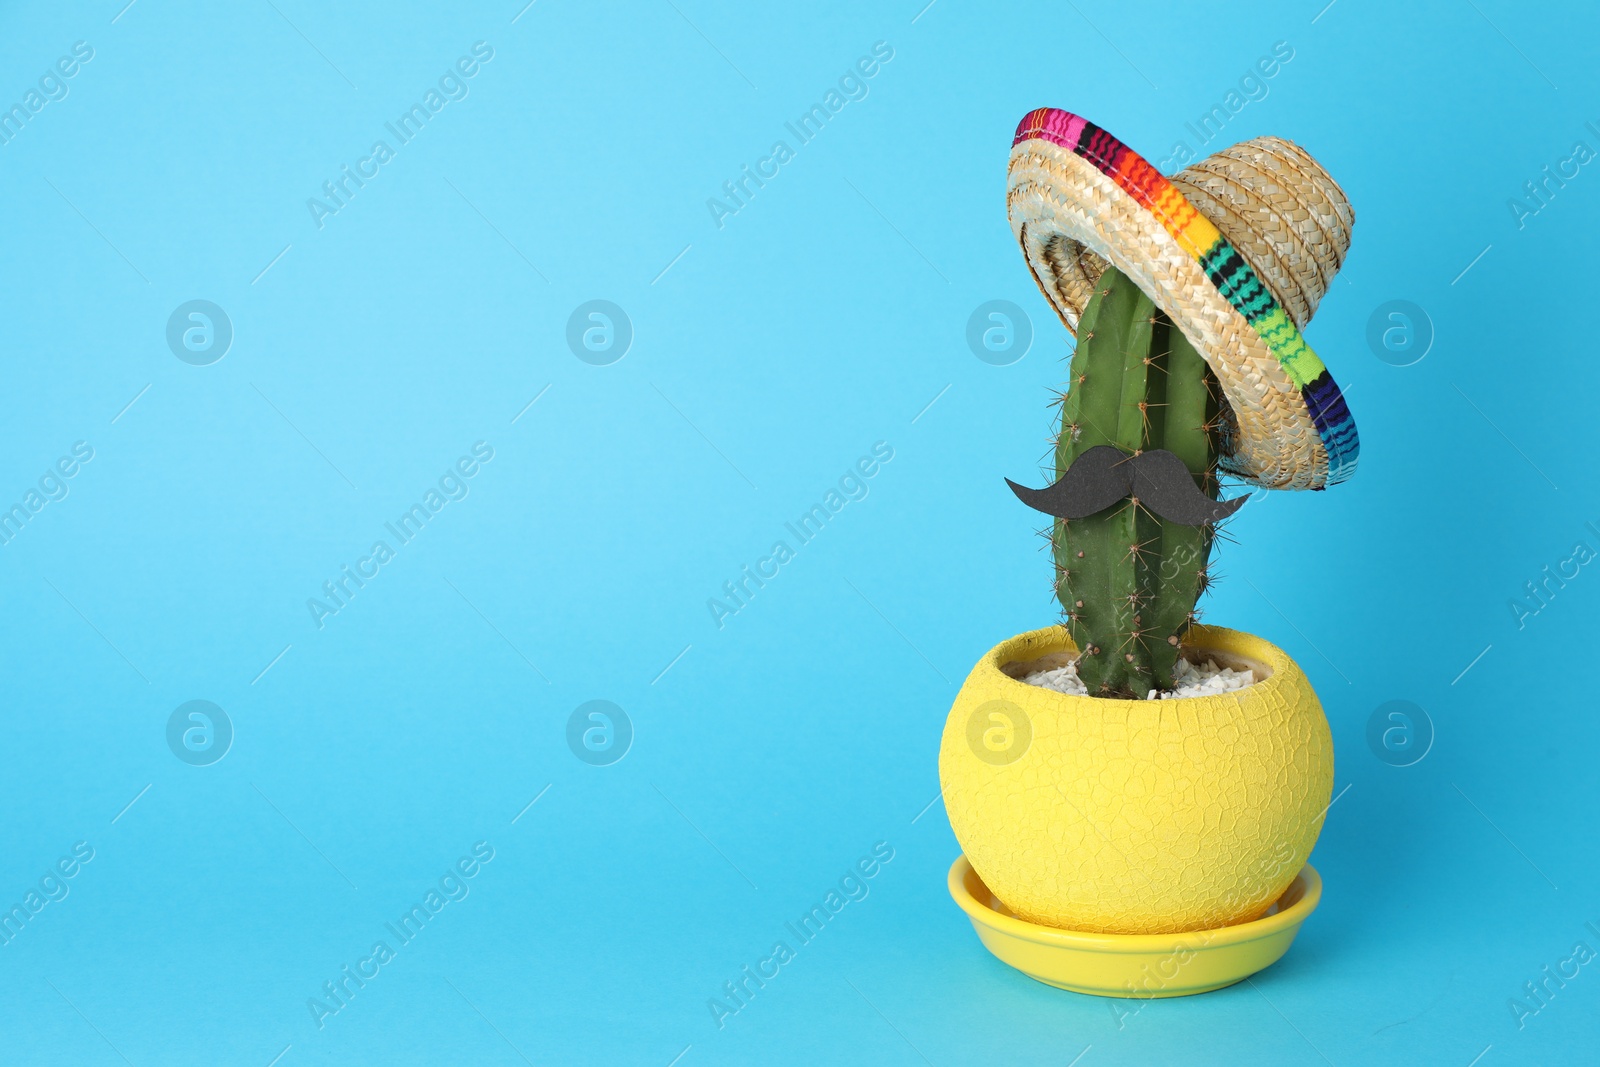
[939,109,1358,996]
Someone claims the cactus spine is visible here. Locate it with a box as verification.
[1052,266,1223,697]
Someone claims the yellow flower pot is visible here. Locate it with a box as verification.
[948,855,1322,998]
[938,625,1332,936]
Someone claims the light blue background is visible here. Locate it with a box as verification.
[0,1,1594,1064]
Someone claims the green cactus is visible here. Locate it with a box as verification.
[1052,266,1223,697]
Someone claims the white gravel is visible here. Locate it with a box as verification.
[1022,656,1256,700]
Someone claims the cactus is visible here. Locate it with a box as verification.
[1052,266,1223,697]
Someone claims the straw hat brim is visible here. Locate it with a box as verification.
[1007,109,1357,491]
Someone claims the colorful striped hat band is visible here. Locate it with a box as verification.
[1007,108,1358,490]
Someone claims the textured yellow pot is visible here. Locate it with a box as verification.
[938,625,1332,935]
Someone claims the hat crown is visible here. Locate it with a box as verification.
[1005,110,1360,489]
[1169,136,1354,330]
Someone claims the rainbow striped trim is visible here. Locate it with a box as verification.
[1014,108,1358,485]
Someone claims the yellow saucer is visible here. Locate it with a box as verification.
[948,855,1321,998]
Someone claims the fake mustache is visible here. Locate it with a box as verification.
[1006,445,1246,526]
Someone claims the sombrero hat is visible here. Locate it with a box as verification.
[1007,108,1358,490]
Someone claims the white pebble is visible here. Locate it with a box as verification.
[1021,656,1255,700]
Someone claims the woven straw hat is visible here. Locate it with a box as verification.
[1007,108,1358,490]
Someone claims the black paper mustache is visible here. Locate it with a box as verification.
[1006,446,1245,526]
